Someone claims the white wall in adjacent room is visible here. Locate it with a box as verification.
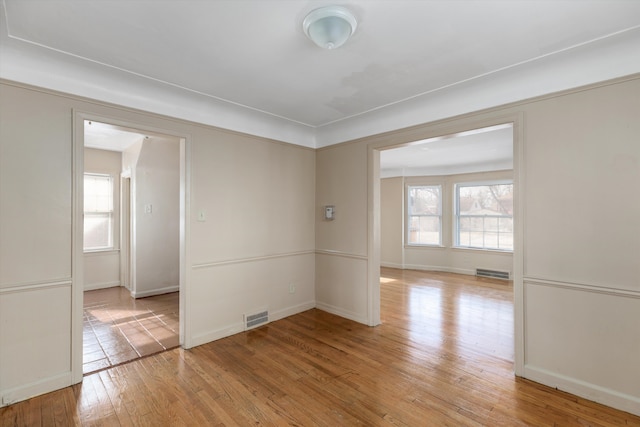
[380,171,514,276]
[83,148,122,290]
[131,137,180,298]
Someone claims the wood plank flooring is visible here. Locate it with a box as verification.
[2,268,639,426]
[83,288,179,374]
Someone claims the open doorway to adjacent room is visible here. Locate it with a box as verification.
[377,122,516,364]
[81,120,183,374]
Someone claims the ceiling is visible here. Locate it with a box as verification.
[2,1,639,148]
[380,124,513,178]
[84,121,146,152]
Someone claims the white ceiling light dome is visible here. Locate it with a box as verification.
[303,5,357,50]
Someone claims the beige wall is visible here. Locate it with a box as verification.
[380,171,514,275]
[0,84,74,403]
[315,76,640,415]
[189,129,316,345]
[380,177,403,267]
[132,137,180,298]
[83,148,122,290]
[520,78,640,411]
[0,81,316,405]
[315,141,370,324]
[1,75,639,416]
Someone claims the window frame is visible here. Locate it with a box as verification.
[83,172,115,252]
[405,183,443,247]
[453,179,513,252]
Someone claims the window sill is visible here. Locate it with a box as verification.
[404,244,445,249]
[451,246,513,255]
[84,249,119,256]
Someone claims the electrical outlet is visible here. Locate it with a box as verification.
[289,283,296,294]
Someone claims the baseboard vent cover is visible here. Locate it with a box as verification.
[244,310,269,330]
[476,268,510,280]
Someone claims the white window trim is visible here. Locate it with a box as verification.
[405,183,443,247]
[453,179,513,252]
[83,172,115,252]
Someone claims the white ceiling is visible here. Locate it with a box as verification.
[380,124,513,177]
[84,121,146,152]
[2,1,640,148]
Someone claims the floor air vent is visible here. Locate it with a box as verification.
[476,268,510,280]
[244,310,269,330]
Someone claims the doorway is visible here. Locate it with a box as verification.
[75,117,187,376]
[369,116,524,374]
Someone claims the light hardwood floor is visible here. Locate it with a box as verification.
[1,268,639,426]
[83,288,179,374]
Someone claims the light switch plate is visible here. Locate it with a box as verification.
[324,205,335,220]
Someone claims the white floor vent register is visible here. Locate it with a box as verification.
[476,268,510,280]
[244,310,269,330]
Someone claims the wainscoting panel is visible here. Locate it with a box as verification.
[523,278,640,415]
[315,251,369,325]
[188,252,315,348]
[84,250,120,291]
[0,281,72,406]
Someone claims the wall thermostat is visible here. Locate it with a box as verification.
[324,205,335,220]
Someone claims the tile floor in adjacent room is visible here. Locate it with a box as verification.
[83,287,179,375]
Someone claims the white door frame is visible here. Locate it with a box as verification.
[71,111,191,383]
[120,174,132,291]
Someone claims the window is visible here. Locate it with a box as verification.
[84,173,114,251]
[407,185,442,246]
[455,182,513,251]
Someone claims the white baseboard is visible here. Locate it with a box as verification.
[188,301,316,349]
[190,323,245,349]
[84,280,120,291]
[131,285,179,299]
[380,262,404,269]
[271,301,316,322]
[1,371,72,408]
[449,267,476,276]
[314,301,368,325]
[524,364,640,417]
[400,264,476,276]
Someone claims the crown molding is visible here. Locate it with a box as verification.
[2,14,639,149]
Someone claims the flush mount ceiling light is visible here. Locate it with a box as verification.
[303,5,357,50]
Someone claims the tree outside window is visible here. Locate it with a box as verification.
[407,185,442,246]
[455,182,513,251]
